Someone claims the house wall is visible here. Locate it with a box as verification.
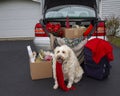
[101,0,120,19]
[0,0,41,38]
[99,0,120,36]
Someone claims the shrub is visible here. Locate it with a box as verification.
[105,16,120,36]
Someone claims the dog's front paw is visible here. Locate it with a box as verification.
[53,84,58,89]
[67,84,72,88]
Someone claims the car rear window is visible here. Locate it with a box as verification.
[45,5,96,18]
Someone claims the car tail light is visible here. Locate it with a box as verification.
[92,21,106,36]
[35,23,48,37]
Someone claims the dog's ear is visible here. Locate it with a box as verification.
[65,45,74,59]
[63,45,72,58]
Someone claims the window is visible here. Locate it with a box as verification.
[45,5,96,18]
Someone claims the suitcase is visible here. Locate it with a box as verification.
[83,21,113,80]
[83,47,111,80]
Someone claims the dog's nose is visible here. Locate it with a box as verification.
[57,56,63,63]
[57,56,62,60]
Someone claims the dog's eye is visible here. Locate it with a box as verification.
[62,51,65,54]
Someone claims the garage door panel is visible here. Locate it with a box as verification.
[0,1,41,38]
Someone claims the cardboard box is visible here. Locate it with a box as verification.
[30,60,52,80]
[64,27,86,39]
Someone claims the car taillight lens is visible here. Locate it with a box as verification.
[92,22,106,36]
[35,23,48,37]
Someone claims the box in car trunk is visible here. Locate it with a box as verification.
[63,27,86,39]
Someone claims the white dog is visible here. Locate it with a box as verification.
[52,45,84,89]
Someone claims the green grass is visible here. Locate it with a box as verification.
[108,36,120,48]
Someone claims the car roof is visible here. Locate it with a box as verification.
[44,0,97,12]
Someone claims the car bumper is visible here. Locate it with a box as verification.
[33,36,108,52]
[33,37,51,51]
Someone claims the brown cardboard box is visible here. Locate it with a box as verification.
[30,60,52,80]
[64,27,86,39]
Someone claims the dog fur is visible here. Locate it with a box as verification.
[52,45,84,89]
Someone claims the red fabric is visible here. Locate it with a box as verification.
[83,24,93,36]
[66,16,70,28]
[85,38,114,64]
[46,23,61,32]
[56,61,76,91]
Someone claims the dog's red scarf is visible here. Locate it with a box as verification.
[56,61,76,91]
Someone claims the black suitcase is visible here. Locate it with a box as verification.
[83,47,111,80]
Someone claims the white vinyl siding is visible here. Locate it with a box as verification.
[101,0,120,19]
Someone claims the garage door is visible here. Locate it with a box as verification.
[0,0,41,38]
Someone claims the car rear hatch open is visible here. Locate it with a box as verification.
[44,0,97,13]
[42,0,98,25]
[38,0,106,38]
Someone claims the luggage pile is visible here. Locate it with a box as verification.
[83,38,114,80]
